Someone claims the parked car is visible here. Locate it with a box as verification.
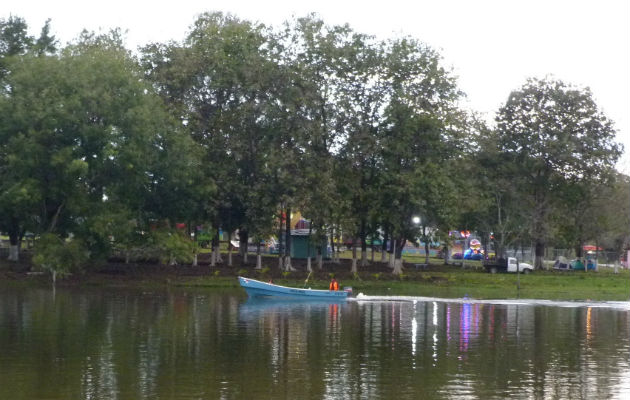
[483,257,534,274]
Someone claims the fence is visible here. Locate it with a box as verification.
[502,247,622,269]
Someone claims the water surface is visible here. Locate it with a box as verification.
[1,287,629,399]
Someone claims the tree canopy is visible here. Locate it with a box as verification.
[0,15,625,276]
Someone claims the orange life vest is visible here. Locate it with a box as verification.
[330,280,339,291]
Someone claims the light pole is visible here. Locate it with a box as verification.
[412,216,421,262]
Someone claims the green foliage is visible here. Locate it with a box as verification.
[32,234,89,281]
[152,230,195,265]
[0,15,624,272]
[495,77,622,267]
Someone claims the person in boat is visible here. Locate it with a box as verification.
[329,278,339,291]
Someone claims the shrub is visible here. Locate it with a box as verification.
[33,233,89,283]
[152,230,195,265]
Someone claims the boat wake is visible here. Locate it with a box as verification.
[349,293,630,310]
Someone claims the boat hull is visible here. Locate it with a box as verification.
[238,277,348,300]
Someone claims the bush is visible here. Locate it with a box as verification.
[33,233,89,283]
[152,230,195,265]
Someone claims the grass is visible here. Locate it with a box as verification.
[3,247,629,301]
[174,267,630,302]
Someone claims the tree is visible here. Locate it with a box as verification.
[378,37,463,274]
[470,118,527,260]
[142,12,276,267]
[335,31,386,272]
[0,15,32,78]
[496,77,622,269]
[0,30,195,263]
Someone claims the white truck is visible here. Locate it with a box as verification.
[483,257,533,274]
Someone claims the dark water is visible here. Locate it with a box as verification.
[1,287,629,400]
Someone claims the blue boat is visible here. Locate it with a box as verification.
[238,276,349,300]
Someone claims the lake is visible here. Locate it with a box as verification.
[1,286,629,399]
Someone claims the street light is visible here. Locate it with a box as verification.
[412,216,420,225]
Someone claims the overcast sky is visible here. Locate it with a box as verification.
[4,0,629,169]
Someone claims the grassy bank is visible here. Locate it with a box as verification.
[175,268,630,301]
[2,254,630,301]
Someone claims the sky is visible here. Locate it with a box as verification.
[4,0,629,169]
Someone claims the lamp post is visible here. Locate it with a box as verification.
[412,216,421,256]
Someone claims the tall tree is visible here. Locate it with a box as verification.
[142,12,276,265]
[496,77,622,269]
[0,30,195,263]
[379,37,463,274]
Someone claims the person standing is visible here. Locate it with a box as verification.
[329,277,339,291]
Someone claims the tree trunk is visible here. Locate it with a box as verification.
[214,230,223,263]
[317,250,323,270]
[329,226,336,263]
[351,238,358,274]
[361,240,368,267]
[371,243,375,263]
[424,240,430,265]
[285,206,293,271]
[7,221,20,262]
[575,242,583,259]
[307,256,312,273]
[360,220,368,267]
[8,245,19,262]
[334,226,341,263]
[381,228,388,262]
[239,229,249,263]
[285,206,291,258]
[443,245,450,265]
[392,258,404,275]
[278,208,285,268]
[535,240,545,270]
[192,253,198,267]
[392,238,405,275]
[256,242,262,270]
[285,255,294,271]
[388,239,396,268]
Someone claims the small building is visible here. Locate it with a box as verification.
[289,219,329,259]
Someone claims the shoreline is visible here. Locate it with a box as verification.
[2,254,629,302]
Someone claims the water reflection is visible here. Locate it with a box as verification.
[1,288,630,399]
